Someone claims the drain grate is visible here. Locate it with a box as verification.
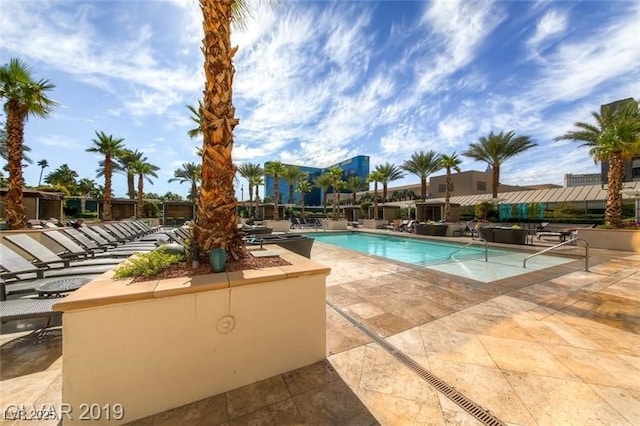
[327,301,506,426]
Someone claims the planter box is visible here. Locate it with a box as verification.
[54,251,329,425]
[325,220,348,231]
[264,219,292,232]
[362,219,386,229]
[414,223,448,236]
[578,228,640,252]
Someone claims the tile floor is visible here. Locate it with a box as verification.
[1,239,639,425]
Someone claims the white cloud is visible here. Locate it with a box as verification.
[527,9,568,51]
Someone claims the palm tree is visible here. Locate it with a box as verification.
[117,149,144,199]
[237,162,263,214]
[186,100,203,139]
[37,159,48,186]
[169,162,202,202]
[76,178,98,197]
[555,100,640,226]
[344,175,365,205]
[263,161,286,220]
[195,0,259,260]
[44,163,78,192]
[132,158,159,218]
[401,150,442,200]
[250,175,263,218]
[297,179,313,219]
[463,131,537,199]
[326,166,344,219]
[367,170,384,220]
[86,131,125,221]
[439,152,462,221]
[314,173,333,216]
[0,58,56,229]
[374,163,405,202]
[281,165,305,205]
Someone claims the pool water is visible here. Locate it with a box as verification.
[312,232,509,266]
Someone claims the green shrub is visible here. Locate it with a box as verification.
[113,250,185,279]
[142,202,160,218]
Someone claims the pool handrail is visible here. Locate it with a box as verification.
[523,238,589,272]
[448,238,488,262]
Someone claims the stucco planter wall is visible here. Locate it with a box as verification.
[325,219,348,230]
[264,219,292,232]
[362,219,386,229]
[54,251,329,425]
[577,228,640,252]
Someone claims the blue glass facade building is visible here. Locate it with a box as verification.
[264,155,369,206]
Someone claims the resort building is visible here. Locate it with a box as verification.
[264,155,369,206]
[564,173,602,187]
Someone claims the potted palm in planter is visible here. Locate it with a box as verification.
[362,170,386,229]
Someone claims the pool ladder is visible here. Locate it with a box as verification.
[448,238,488,262]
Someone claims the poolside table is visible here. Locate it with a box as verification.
[36,277,92,298]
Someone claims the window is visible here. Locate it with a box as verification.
[438,184,446,193]
[477,181,487,191]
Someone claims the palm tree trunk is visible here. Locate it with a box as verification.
[103,155,113,221]
[273,180,280,220]
[420,177,427,199]
[254,186,259,218]
[137,174,144,219]
[289,183,294,205]
[606,154,624,226]
[444,168,452,221]
[492,166,500,199]
[373,183,379,220]
[127,174,135,199]
[383,184,388,202]
[38,167,44,186]
[5,106,28,229]
[196,0,243,260]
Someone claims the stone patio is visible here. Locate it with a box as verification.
[1,239,639,425]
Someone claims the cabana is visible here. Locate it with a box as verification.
[0,189,64,225]
[162,201,196,226]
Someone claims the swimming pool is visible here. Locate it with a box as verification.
[312,232,509,266]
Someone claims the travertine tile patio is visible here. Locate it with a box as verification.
[1,238,639,425]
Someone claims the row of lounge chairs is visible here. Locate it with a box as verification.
[290,218,322,229]
[0,221,183,334]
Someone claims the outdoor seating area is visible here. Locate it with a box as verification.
[0,221,180,334]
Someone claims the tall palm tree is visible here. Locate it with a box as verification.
[44,163,78,192]
[37,159,48,186]
[401,150,442,200]
[132,158,159,218]
[169,162,202,202]
[117,149,144,199]
[0,58,56,229]
[374,163,405,202]
[555,100,640,227]
[314,173,333,216]
[250,175,263,218]
[463,131,537,199]
[282,165,305,205]
[237,162,263,214]
[367,170,384,220]
[326,166,344,219]
[195,0,259,260]
[263,161,286,219]
[296,179,313,219]
[345,175,365,205]
[86,131,125,221]
[439,152,462,221]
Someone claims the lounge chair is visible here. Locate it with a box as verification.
[3,234,123,269]
[0,296,63,333]
[0,245,110,300]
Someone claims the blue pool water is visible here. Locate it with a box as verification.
[312,232,510,266]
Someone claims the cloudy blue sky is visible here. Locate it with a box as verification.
[1,0,638,200]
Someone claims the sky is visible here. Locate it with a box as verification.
[1,0,639,200]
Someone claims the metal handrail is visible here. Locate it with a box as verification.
[523,238,589,271]
[448,238,488,262]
